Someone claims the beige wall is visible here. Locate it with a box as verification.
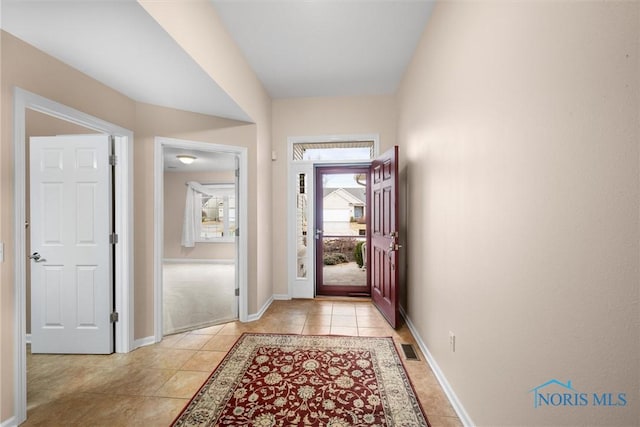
[26,109,95,136]
[164,170,236,260]
[139,0,273,313]
[271,95,397,295]
[397,2,639,426]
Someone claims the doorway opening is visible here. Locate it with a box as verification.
[286,137,401,329]
[287,134,379,300]
[153,137,248,342]
[162,149,238,335]
[315,166,370,297]
[13,88,134,425]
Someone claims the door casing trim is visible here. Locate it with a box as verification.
[286,134,380,299]
[12,87,134,425]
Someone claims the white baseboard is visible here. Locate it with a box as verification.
[400,306,475,427]
[272,294,291,301]
[163,258,234,264]
[133,335,156,349]
[0,415,18,427]
[247,296,274,322]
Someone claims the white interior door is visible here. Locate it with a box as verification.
[234,155,240,318]
[30,134,113,354]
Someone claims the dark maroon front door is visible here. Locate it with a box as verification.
[370,146,400,328]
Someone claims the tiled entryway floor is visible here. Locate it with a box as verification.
[24,299,462,426]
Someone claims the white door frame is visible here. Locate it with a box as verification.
[12,88,134,425]
[286,134,380,299]
[153,137,248,343]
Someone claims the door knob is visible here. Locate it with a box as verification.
[29,252,46,263]
[387,243,402,259]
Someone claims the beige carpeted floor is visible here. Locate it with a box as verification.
[163,262,237,335]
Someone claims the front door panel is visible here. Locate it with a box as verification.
[370,146,400,328]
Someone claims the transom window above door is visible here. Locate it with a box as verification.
[292,141,375,161]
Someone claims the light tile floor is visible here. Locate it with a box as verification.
[24,299,462,427]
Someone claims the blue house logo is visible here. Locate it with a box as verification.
[529,379,627,408]
[529,379,583,408]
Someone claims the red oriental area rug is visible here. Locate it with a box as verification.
[172,333,430,427]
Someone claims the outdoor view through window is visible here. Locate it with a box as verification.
[319,171,368,289]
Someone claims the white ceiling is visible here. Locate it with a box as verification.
[164,146,237,172]
[1,0,434,118]
[211,0,434,98]
[1,0,251,121]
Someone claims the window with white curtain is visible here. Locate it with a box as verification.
[196,184,236,242]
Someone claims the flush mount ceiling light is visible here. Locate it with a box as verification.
[176,155,196,165]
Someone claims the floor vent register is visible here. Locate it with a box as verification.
[401,343,419,361]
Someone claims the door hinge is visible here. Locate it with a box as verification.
[235,227,239,237]
[109,154,118,166]
[235,288,240,296]
[235,169,240,178]
[110,312,119,323]
[109,233,119,244]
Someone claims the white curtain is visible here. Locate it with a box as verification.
[181,181,219,247]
